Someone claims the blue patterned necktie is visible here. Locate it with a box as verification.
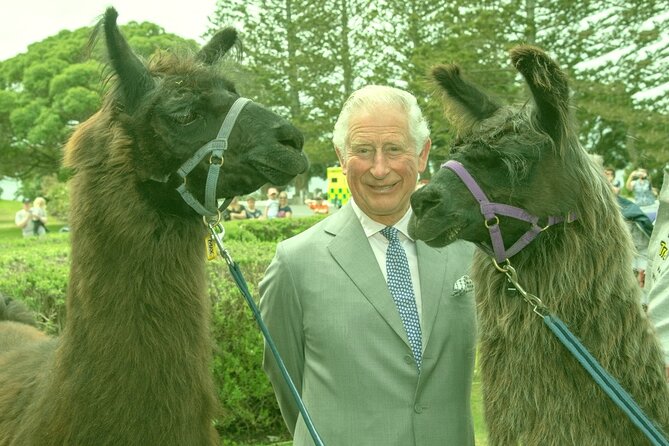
[381,226,423,372]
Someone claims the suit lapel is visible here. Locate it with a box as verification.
[325,205,409,346]
[417,241,448,346]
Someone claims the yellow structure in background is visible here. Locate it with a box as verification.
[326,166,350,208]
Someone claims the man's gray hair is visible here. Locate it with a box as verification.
[332,85,430,160]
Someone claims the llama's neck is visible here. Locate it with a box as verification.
[44,167,217,443]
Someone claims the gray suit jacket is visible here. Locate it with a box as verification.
[259,204,476,446]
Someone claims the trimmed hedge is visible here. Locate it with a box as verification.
[0,216,325,445]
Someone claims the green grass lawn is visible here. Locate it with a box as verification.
[472,372,489,445]
[0,199,67,240]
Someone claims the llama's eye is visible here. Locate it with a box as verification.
[170,110,200,126]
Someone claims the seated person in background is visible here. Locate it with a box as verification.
[276,192,292,218]
[305,195,330,214]
[222,197,247,221]
[245,197,263,219]
[263,187,280,219]
[604,167,621,195]
[626,167,656,207]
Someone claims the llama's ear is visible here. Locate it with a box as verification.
[510,45,570,145]
[102,8,154,113]
[431,64,501,134]
[197,28,239,65]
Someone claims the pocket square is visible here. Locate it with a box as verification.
[453,275,474,296]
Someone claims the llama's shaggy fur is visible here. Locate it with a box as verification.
[409,45,669,445]
[0,8,306,445]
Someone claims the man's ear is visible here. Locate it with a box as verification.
[335,147,348,174]
[417,138,432,173]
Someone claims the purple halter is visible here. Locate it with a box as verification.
[442,160,576,264]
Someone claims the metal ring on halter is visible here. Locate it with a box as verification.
[484,215,500,228]
[535,216,551,231]
[492,258,512,273]
[203,210,222,226]
[209,153,224,165]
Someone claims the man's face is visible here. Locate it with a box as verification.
[337,105,430,226]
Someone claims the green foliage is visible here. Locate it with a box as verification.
[210,253,286,441]
[0,21,196,191]
[0,217,323,444]
[0,234,70,334]
[40,175,70,221]
[222,215,324,244]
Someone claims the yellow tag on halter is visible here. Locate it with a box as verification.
[205,234,218,261]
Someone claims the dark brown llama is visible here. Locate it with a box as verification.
[0,8,307,446]
[409,46,669,445]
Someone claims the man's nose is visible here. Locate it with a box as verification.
[370,150,390,178]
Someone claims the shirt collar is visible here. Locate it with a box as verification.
[349,198,414,240]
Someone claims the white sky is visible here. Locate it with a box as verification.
[0,0,219,61]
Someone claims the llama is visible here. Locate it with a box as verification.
[0,8,307,445]
[409,45,669,445]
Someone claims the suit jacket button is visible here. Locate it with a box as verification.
[414,404,423,413]
[404,355,414,365]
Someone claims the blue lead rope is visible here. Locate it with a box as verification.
[208,222,325,446]
[543,314,669,446]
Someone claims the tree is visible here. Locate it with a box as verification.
[210,0,668,185]
[0,22,198,197]
[403,0,669,179]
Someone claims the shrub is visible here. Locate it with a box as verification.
[0,233,70,334]
[223,215,324,243]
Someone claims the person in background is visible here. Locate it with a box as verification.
[647,165,669,379]
[604,167,621,195]
[259,85,476,445]
[276,192,293,218]
[263,187,280,219]
[222,196,247,221]
[30,197,49,236]
[245,197,263,219]
[305,195,330,215]
[14,198,37,237]
[591,155,653,294]
[626,167,656,207]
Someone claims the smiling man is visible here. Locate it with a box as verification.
[259,85,476,446]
